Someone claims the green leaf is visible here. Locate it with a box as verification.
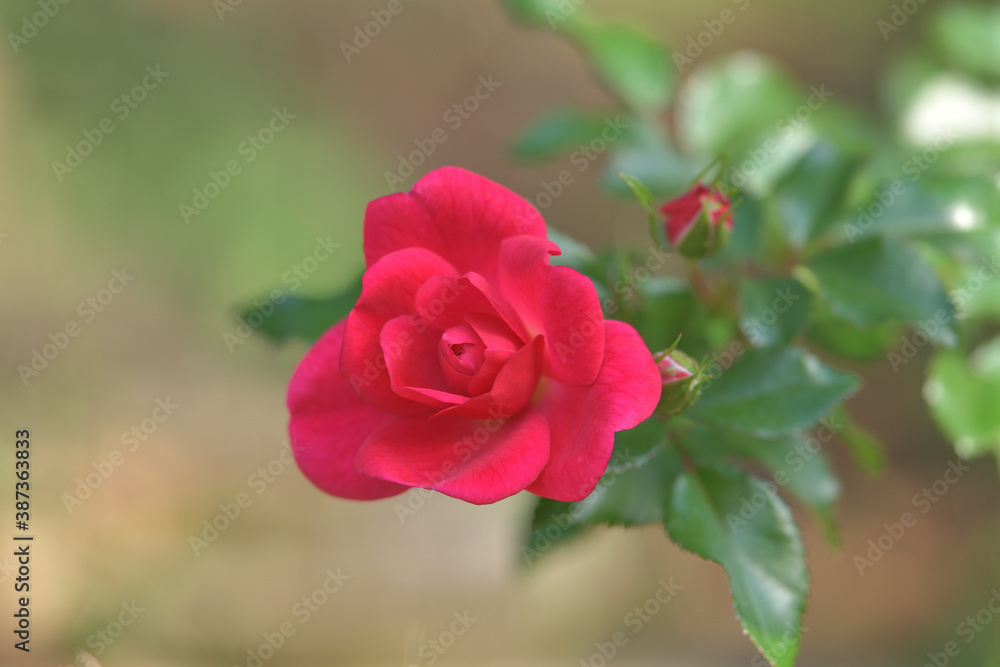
[685,426,841,547]
[882,54,942,121]
[522,420,681,565]
[831,408,886,478]
[727,129,815,197]
[665,464,808,667]
[807,103,883,155]
[603,132,698,196]
[714,192,764,261]
[512,109,624,161]
[524,497,587,564]
[952,252,1000,321]
[805,300,903,362]
[631,277,712,356]
[738,277,812,348]
[689,347,860,435]
[618,171,654,210]
[573,23,675,112]
[774,142,860,248]
[238,275,362,344]
[500,0,570,29]
[805,237,957,346]
[618,171,661,242]
[925,339,1000,460]
[678,53,802,156]
[839,183,968,243]
[932,4,1000,80]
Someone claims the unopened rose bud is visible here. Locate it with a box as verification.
[655,349,706,417]
[659,354,693,383]
[659,184,733,259]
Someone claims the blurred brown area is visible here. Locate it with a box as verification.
[1,1,998,665]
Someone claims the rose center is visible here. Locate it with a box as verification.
[439,324,486,378]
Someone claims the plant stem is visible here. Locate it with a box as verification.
[686,260,713,306]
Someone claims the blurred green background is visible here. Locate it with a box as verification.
[2,0,999,665]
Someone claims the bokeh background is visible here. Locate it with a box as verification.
[2,0,1000,665]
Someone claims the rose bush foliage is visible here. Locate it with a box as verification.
[235,2,1000,663]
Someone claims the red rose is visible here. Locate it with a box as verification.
[660,183,733,258]
[287,167,661,505]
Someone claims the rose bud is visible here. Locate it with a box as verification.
[655,349,706,417]
[659,184,733,259]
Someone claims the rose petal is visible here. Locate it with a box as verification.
[463,314,523,396]
[392,385,468,408]
[661,184,708,245]
[467,347,516,396]
[464,313,522,352]
[288,321,408,500]
[438,324,486,394]
[341,248,457,415]
[434,335,544,420]
[527,320,661,502]
[498,235,605,385]
[380,314,462,407]
[356,409,550,505]
[415,273,529,342]
[364,167,548,280]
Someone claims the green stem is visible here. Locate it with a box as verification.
[667,429,698,476]
[686,260,714,307]
[689,155,728,188]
